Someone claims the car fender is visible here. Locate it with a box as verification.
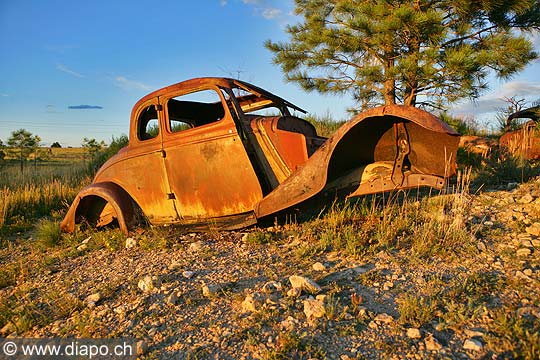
[255,105,460,218]
[60,182,136,235]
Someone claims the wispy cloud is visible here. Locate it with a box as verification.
[68,105,104,110]
[240,0,284,21]
[261,7,282,19]
[452,80,540,116]
[56,63,84,78]
[0,93,9,97]
[219,0,227,6]
[114,76,152,91]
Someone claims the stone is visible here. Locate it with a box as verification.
[287,287,302,298]
[463,338,483,351]
[383,281,394,290]
[165,292,178,305]
[202,283,221,297]
[1,322,15,336]
[312,262,326,271]
[407,327,422,339]
[374,313,394,324]
[125,237,137,249]
[289,275,321,294]
[136,340,148,356]
[303,298,326,320]
[262,281,282,293]
[517,248,532,257]
[84,293,101,307]
[189,241,204,252]
[425,334,442,351]
[77,244,87,251]
[526,222,540,237]
[520,193,535,204]
[182,271,195,279]
[138,276,161,293]
[242,293,264,313]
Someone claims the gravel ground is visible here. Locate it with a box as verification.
[1,180,539,359]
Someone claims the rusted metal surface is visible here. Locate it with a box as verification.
[499,106,540,159]
[62,78,459,234]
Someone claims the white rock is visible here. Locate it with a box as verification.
[84,293,101,307]
[289,275,321,294]
[312,262,326,271]
[125,237,137,249]
[241,293,264,313]
[407,327,422,339]
[182,270,195,279]
[526,222,540,236]
[463,338,483,351]
[517,248,532,257]
[287,287,302,298]
[77,244,87,251]
[374,313,394,324]
[303,298,326,320]
[425,334,442,351]
[138,276,160,293]
[189,241,204,252]
[262,281,282,293]
[202,283,220,297]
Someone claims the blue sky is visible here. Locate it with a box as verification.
[1,0,539,147]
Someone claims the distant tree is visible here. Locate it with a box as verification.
[7,129,40,172]
[0,139,5,164]
[266,0,540,111]
[82,137,105,162]
[51,142,62,148]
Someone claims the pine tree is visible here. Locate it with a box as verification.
[266,0,540,111]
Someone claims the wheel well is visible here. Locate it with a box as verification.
[70,183,140,234]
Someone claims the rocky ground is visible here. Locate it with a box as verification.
[1,179,539,359]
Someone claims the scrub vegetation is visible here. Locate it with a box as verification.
[0,120,539,359]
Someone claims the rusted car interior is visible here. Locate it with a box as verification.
[61,78,460,234]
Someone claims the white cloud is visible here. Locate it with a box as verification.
[220,0,227,6]
[262,7,282,19]
[114,76,152,91]
[240,0,285,21]
[452,80,540,117]
[56,63,84,78]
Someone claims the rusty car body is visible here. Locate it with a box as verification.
[499,106,540,160]
[61,77,459,234]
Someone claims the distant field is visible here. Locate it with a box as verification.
[0,147,90,230]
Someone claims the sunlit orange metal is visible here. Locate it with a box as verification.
[499,106,540,160]
[61,78,459,234]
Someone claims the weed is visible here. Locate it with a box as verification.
[35,219,63,249]
[486,308,540,359]
[397,294,438,327]
[244,229,274,245]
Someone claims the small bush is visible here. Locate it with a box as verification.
[36,220,62,249]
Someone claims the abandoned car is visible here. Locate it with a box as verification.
[499,106,540,160]
[61,77,460,234]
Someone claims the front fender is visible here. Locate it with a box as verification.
[60,182,136,235]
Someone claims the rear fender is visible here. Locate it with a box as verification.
[255,105,460,218]
[60,182,136,235]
